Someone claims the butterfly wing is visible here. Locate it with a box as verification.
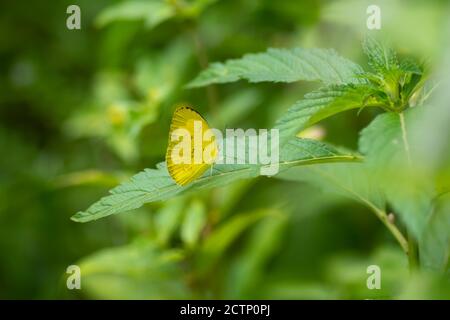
[166,106,217,186]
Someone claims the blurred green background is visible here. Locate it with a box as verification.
[0,0,449,299]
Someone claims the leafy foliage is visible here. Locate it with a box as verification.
[187,48,364,87]
[180,199,207,249]
[96,0,217,29]
[274,84,376,146]
[71,32,450,286]
[362,37,399,73]
[276,161,411,253]
[2,0,449,299]
[195,209,282,274]
[73,35,449,277]
[96,1,176,29]
[277,162,385,214]
[221,213,287,298]
[420,193,450,272]
[79,239,189,299]
[358,109,434,239]
[66,39,192,162]
[361,37,425,112]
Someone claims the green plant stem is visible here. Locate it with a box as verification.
[372,207,409,254]
[399,112,412,165]
[312,166,409,255]
[398,111,420,271]
[407,232,419,272]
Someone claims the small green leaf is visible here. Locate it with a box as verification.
[324,247,408,299]
[155,198,185,246]
[362,37,399,73]
[134,39,191,101]
[399,58,423,75]
[78,239,189,299]
[224,213,287,298]
[180,199,207,249]
[420,192,450,273]
[96,1,175,29]
[275,84,376,146]
[187,48,364,88]
[209,89,263,128]
[53,169,126,188]
[196,209,280,273]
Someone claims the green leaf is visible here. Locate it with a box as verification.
[358,108,434,239]
[209,89,263,128]
[195,209,280,273]
[134,38,191,102]
[187,48,364,88]
[362,37,399,73]
[324,247,408,299]
[53,169,125,188]
[420,192,450,273]
[276,162,386,212]
[155,198,185,246]
[399,58,423,75]
[410,50,450,172]
[277,153,413,254]
[78,239,189,299]
[72,138,360,222]
[224,213,287,298]
[96,0,175,29]
[359,112,409,165]
[261,282,339,299]
[274,84,375,146]
[180,199,207,249]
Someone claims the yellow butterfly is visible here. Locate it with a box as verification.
[166,106,218,186]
